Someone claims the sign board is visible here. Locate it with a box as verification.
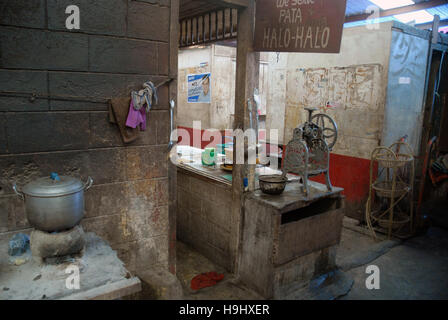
[187,73,211,103]
[254,0,347,53]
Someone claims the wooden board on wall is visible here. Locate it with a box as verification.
[254,0,347,53]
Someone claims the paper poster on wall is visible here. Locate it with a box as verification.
[187,73,211,103]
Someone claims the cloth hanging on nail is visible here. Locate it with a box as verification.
[131,81,158,113]
[126,99,147,131]
[109,97,140,144]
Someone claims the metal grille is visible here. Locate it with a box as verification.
[179,8,238,48]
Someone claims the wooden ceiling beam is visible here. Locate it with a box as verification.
[207,0,250,8]
[179,0,245,20]
[416,18,448,29]
[345,0,448,23]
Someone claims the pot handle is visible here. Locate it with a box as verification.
[12,183,25,201]
[84,176,93,191]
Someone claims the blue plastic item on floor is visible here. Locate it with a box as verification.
[8,233,30,256]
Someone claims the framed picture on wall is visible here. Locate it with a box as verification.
[187,73,211,103]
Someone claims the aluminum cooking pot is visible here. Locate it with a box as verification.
[13,173,93,232]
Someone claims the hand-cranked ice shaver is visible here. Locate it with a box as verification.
[282,108,338,195]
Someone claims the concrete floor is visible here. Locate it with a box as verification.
[176,242,264,300]
[176,222,448,300]
[341,226,448,300]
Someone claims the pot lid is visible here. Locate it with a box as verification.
[22,173,85,197]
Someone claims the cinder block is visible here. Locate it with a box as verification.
[126,179,157,212]
[0,96,49,112]
[0,0,46,28]
[154,111,170,145]
[137,111,159,146]
[0,27,88,71]
[114,241,138,274]
[155,178,169,206]
[0,195,29,233]
[125,146,168,180]
[6,112,90,154]
[213,185,232,207]
[158,43,170,75]
[0,151,91,196]
[190,176,216,198]
[127,205,169,239]
[176,206,191,243]
[89,36,157,74]
[0,114,7,154]
[47,0,127,37]
[81,214,125,245]
[0,70,48,95]
[0,197,9,232]
[190,210,209,243]
[208,222,230,254]
[50,101,108,112]
[48,72,166,101]
[187,193,202,216]
[135,235,169,272]
[127,1,170,41]
[177,189,189,209]
[89,112,124,149]
[0,148,125,192]
[84,182,128,219]
[88,148,127,185]
[90,110,159,148]
[177,172,191,191]
[202,199,231,232]
[152,84,170,110]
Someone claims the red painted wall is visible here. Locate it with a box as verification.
[311,153,376,204]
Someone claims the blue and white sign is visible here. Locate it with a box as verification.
[187,73,211,104]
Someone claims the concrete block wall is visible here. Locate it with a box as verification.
[0,0,175,274]
[177,170,233,270]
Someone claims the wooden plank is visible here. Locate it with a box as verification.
[239,198,275,298]
[231,0,259,274]
[208,0,250,8]
[60,278,141,300]
[177,164,232,187]
[275,208,345,265]
[168,0,180,275]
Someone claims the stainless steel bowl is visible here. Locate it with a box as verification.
[13,174,93,232]
[259,175,288,195]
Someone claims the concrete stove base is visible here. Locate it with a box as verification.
[0,232,141,300]
[30,225,85,264]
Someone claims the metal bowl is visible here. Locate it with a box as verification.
[259,175,288,195]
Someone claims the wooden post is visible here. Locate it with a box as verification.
[168,0,179,275]
[230,0,259,273]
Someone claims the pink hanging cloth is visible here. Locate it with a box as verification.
[126,99,146,131]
